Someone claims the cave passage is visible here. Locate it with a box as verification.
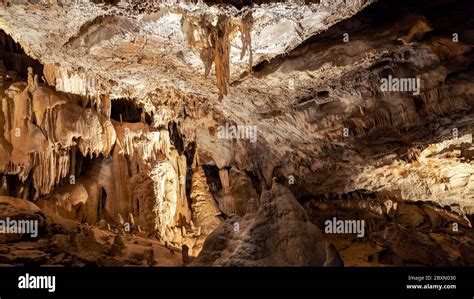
[0,30,44,80]
[110,98,152,124]
[202,164,222,192]
[91,0,322,10]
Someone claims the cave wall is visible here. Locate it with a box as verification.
[0,0,472,266]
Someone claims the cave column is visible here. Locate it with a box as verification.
[218,168,230,194]
[103,94,111,119]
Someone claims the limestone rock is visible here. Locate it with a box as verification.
[0,0,473,268]
[192,182,337,266]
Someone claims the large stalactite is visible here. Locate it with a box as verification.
[0,0,472,267]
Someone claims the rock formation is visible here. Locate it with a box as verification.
[0,0,472,266]
[192,181,334,266]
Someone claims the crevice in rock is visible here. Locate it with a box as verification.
[0,29,43,80]
[98,186,107,221]
[110,98,152,124]
[169,121,185,154]
[202,164,222,193]
[0,173,32,200]
[245,170,261,195]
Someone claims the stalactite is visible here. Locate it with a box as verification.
[103,94,111,119]
[218,168,230,194]
[212,15,232,100]
[182,13,238,100]
[0,70,117,198]
[240,10,253,74]
[30,149,70,196]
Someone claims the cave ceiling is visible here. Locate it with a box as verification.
[0,0,473,267]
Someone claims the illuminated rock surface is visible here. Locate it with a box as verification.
[0,0,472,266]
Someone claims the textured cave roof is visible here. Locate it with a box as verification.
[0,0,374,178]
[2,0,472,197]
[0,0,372,103]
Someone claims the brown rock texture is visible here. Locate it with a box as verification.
[192,182,335,266]
[0,0,472,267]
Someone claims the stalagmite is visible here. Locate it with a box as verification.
[27,67,34,87]
[219,168,230,194]
[190,165,222,235]
[43,64,56,86]
[117,213,125,225]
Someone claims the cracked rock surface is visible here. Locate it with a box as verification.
[0,0,473,266]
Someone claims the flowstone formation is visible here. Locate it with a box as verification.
[0,0,473,266]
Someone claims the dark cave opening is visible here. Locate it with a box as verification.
[98,187,107,221]
[245,170,262,195]
[0,173,34,201]
[110,98,152,124]
[0,29,44,80]
[72,147,106,178]
[369,60,392,71]
[184,142,196,200]
[0,146,109,202]
[184,141,196,169]
[202,164,222,192]
[169,121,185,154]
[316,90,330,99]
